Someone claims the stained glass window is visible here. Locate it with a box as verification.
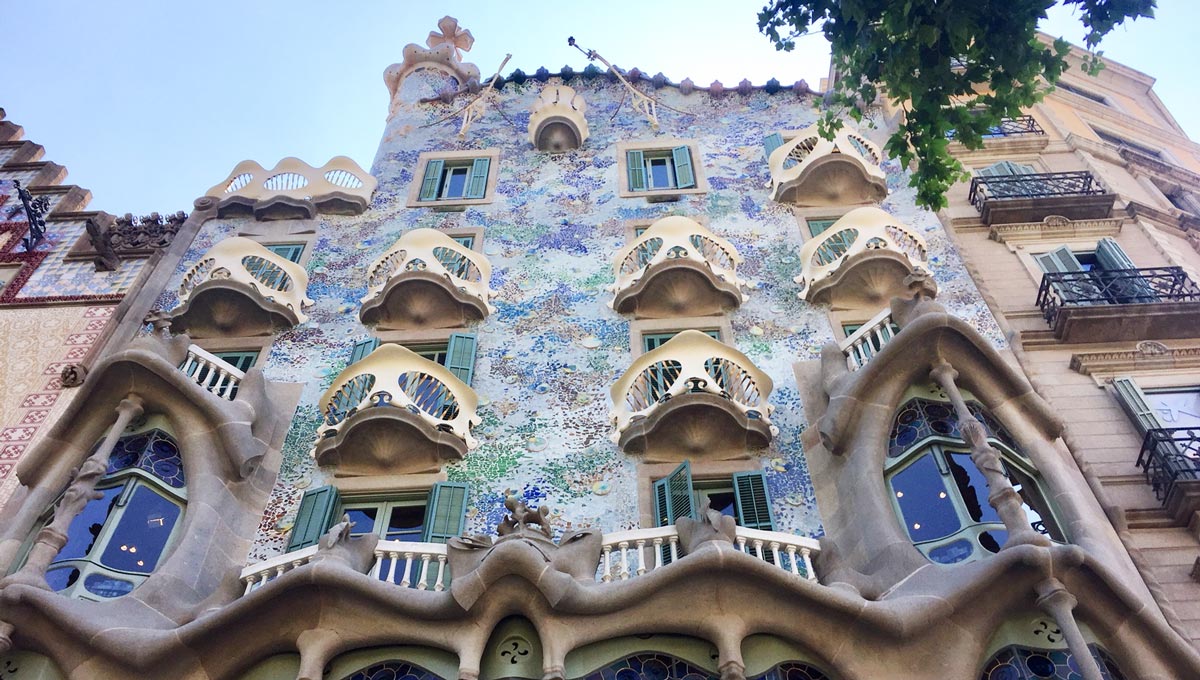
[889,398,1016,458]
[980,645,1126,680]
[343,660,446,680]
[750,661,833,680]
[580,653,717,680]
[106,428,185,488]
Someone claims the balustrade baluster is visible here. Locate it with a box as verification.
[370,551,383,579]
[653,538,664,570]
[752,539,764,561]
[435,556,448,592]
[243,575,257,596]
[602,545,612,582]
[400,552,414,587]
[635,540,647,575]
[786,547,799,575]
[386,551,399,583]
[418,554,432,590]
[769,541,781,566]
[618,541,630,580]
[801,547,814,580]
[669,538,679,563]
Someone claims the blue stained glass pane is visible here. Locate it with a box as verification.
[106,429,185,488]
[890,453,961,542]
[889,398,1017,457]
[54,486,122,562]
[980,645,1127,680]
[747,662,832,680]
[83,572,135,598]
[99,485,181,573]
[581,654,717,680]
[45,566,80,592]
[947,453,1002,524]
[928,538,974,564]
[343,660,444,680]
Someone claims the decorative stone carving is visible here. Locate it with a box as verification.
[768,123,887,206]
[1137,340,1169,355]
[676,504,737,554]
[795,206,929,305]
[384,16,482,112]
[110,211,186,251]
[498,497,552,538]
[204,157,377,218]
[310,514,379,574]
[85,215,120,271]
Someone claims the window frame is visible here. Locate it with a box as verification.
[629,316,733,360]
[407,149,501,209]
[616,140,707,200]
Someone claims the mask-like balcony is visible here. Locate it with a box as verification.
[528,85,588,152]
[969,171,1116,226]
[768,124,887,206]
[316,343,480,476]
[610,330,774,461]
[170,237,314,338]
[794,207,929,305]
[205,156,377,219]
[610,216,748,318]
[359,228,494,329]
[1036,267,1200,342]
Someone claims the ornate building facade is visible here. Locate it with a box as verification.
[1,17,1199,680]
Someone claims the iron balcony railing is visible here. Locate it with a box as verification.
[1036,267,1200,327]
[948,115,1046,140]
[968,171,1106,211]
[1135,427,1200,502]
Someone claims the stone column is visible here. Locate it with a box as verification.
[4,395,145,587]
[1036,578,1105,680]
[929,361,1049,549]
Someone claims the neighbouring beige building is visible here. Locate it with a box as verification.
[1,17,1199,680]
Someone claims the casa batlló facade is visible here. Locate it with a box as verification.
[1,16,1200,680]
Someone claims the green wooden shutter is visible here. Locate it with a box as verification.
[419,159,444,201]
[1095,238,1136,271]
[763,133,785,162]
[626,150,646,191]
[451,234,475,248]
[265,243,305,263]
[286,485,341,551]
[422,482,469,543]
[1034,246,1085,274]
[1113,377,1164,437]
[350,338,380,364]
[1095,237,1157,302]
[464,158,490,199]
[733,471,776,531]
[807,218,837,237]
[213,350,259,372]
[671,146,696,189]
[653,462,695,527]
[444,333,477,385]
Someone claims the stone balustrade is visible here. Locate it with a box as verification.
[205,156,377,217]
[794,207,928,302]
[318,343,479,450]
[178,236,314,324]
[839,308,900,371]
[180,345,246,400]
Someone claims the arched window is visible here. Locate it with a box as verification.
[981,644,1126,679]
[580,653,715,680]
[343,660,445,680]
[887,396,1064,565]
[750,662,833,680]
[35,424,186,600]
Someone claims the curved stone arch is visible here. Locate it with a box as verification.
[326,646,459,680]
[975,613,1129,680]
[740,634,840,680]
[564,635,720,680]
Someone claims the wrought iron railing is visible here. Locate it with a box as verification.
[1136,427,1200,502]
[1036,267,1200,326]
[948,115,1045,140]
[968,171,1106,211]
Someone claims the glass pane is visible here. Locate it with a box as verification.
[648,157,672,188]
[978,529,1007,553]
[54,486,122,562]
[443,167,468,198]
[890,453,961,542]
[699,490,736,518]
[384,504,426,542]
[99,485,182,574]
[345,507,378,537]
[947,452,1002,524]
[1146,388,1200,428]
[45,566,80,592]
[83,572,136,598]
[1008,465,1062,541]
[807,218,837,237]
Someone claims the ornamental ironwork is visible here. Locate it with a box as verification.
[1136,427,1200,502]
[969,171,1106,210]
[1036,267,1200,327]
[6,179,50,251]
[948,115,1045,140]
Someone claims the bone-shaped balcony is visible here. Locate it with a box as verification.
[768,124,887,206]
[610,330,774,461]
[316,343,480,476]
[360,228,495,330]
[170,237,314,338]
[205,156,377,219]
[794,207,929,306]
[610,216,748,319]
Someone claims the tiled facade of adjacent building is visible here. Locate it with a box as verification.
[1,17,1199,680]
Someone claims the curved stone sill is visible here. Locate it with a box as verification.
[617,392,772,461]
[169,279,301,338]
[315,405,468,477]
[359,270,490,329]
[613,260,744,319]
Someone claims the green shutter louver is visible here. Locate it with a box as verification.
[1035,246,1085,274]
[465,158,490,199]
[626,150,646,192]
[653,462,694,527]
[1113,377,1163,437]
[265,243,305,263]
[1095,237,1136,271]
[671,146,696,189]
[1096,237,1158,303]
[444,333,477,386]
[350,338,381,364]
[733,471,776,531]
[763,133,785,163]
[423,482,469,543]
[419,159,444,201]
[286,485,341,551]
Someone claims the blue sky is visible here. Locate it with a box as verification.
[1,1,1196,214]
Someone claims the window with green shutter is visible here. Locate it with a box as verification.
[417,157,493,202]
[349,338,380,364]
[444,333,477,386]
[264,243,305,263]
[654,462,695,530]
[286,485,341,551]
[732,471,775,531]
[625,146,700,193]
[806,218,838,238]
[423,482,469,543]
[762,132,785,162]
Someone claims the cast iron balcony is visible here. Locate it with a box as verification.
[948,115,1045,140]
[359,228,494,329]
[315,343,480,476]
[1036,267,1200,342]
[794,207,929,305]
[768,123,887,206]
[610,216,748,318]
[1136,427,1200,503]
[170,237,313,338]
[610,330,774,461]
[968,171,1115,225]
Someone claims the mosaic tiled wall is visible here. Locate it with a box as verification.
[152,73,1004,562]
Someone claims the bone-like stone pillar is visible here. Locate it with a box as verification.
[1036,578,1106,680]
[929,361,1049,549]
